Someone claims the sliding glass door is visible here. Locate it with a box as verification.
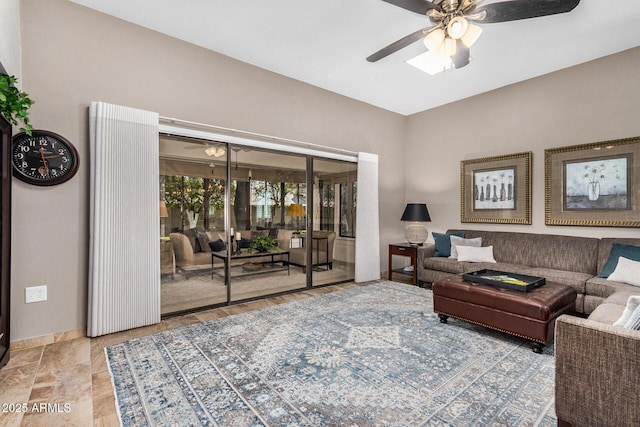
[311,158,356,287]
[159,136,229,314]
[159,135,356,315]
[228,146,308,301]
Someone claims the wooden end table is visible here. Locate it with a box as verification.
[388,243,417,285]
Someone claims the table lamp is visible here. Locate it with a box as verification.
[159,200,169,236]
[401,203,431,246]
[286,203,305,232]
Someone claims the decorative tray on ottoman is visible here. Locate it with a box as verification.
[462,269,545,292]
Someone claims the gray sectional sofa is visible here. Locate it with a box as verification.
[417,229,640,427]
[417,229,640,314]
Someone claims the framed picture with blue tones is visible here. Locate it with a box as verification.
[461,151,532,224]
[545,136,640,227]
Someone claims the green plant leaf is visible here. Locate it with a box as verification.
[0,74,35,135]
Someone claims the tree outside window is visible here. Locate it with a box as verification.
[163,175,227,231]
[340,182,356,238]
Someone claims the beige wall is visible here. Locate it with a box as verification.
[14,0,406,341]
[0,0,21,76]
[406,46,640,240]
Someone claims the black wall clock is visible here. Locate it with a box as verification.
[12,130,79,186]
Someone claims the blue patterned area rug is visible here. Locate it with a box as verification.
[106,281,556,426]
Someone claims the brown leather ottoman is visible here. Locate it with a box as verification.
[433,275,577,353]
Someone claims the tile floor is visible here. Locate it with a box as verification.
[0,282,377,426]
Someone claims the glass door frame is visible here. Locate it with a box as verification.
[159,133,357,315]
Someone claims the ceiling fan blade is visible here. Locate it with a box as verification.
[459,0,478,14]
[478,0,580,24]
[465,10,487,22]
[381,0,441,15]
[367,26,432,62]
[452,41,470,68]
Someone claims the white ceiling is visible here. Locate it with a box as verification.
[69,0,640,116]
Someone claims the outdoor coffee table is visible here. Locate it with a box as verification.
[211,249,290,285]
[432,274,576,353]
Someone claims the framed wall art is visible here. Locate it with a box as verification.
[461,151,532,224]
[545,136,640,227]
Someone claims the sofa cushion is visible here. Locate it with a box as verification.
[183,228,201,252]
[603,291,640,307]
[206,231,224,242]
[251,230,270,238]
[432,231,464,257]
[449,236,482,259]
[276,229,294,249]
[192,251,213,266]
[607,257,640,287]
[588,302,625,325]
[519,267,591,295]
[586,277,640,299]
[196,230,211,253]
[583,295,606,315]
[236,230,250,240]
[599,243,640,278]
[423,257,467,274]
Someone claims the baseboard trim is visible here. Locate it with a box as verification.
[10,328,86,351]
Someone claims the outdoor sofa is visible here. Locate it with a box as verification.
[169,228,335,275]
[169,229,285,276]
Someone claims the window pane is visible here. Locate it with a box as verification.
[159,137,229,315]
[228,147,307,301]
[319,180,335,232]
[340,182,356,238]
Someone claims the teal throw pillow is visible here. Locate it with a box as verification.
[599,243,640,278]
[433,231,465,257]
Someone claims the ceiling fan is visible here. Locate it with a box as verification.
[367,0,581,70]
[183,141,227,157]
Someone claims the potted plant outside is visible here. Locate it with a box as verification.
[250,236,280,253]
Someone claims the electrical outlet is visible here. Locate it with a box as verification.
[25,285,47,303]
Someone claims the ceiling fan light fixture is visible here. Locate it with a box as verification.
[423,28,445,52]
[205,146,226,157]
[368,0,581,67]
[442,37,457,57]
[447,16,469,39]
[460,23,482,48]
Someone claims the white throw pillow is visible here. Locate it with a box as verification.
[449,236,482,259]
[613,295,640,327]
[607,256,640,287]
[456,245,497,263]
[624,305,640,330]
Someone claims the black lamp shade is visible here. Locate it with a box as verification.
[401,203,431,222]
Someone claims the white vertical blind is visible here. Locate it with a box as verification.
[88,102,160,337]
[355,152,381,282]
